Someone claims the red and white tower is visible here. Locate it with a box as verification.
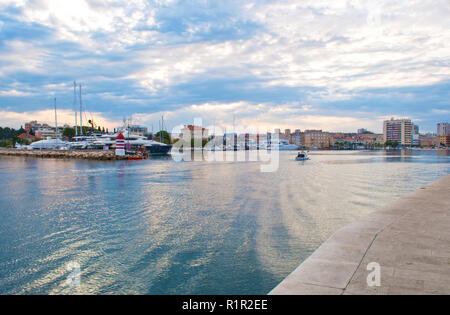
[115,133,125,156]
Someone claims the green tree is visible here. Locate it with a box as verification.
[14,136,30,145]
[74,126,90,135]
[62,127,76,139]
[154,130,171,144]
[0,126,27,140]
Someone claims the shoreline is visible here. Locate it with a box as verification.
[0,149,128,160]
[0,148,446,161]
[270,174,450,295]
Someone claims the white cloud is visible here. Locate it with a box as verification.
[131,101,384,133]
[117,0,450,93]
[2,0,158,50]
[0,40,47,75]
[0,89,33,97]
[0,0,448,133]
[3,0,449,92]
[431,109,450,115]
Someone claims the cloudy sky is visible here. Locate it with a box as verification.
[0,0,449,133]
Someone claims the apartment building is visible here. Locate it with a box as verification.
[304,130,330,148]
[437,123,449,136]
[383,118,412,146]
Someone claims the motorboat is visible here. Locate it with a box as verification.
[68,135,101,150]
[296,151,310,161]
[29,137,69,150]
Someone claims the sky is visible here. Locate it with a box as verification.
[0,0,449,133]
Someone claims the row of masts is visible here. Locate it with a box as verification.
[54,82,168,142]
[51,81,84,141]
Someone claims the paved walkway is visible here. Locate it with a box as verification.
[270,175,450,295]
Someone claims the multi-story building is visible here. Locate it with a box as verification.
[330,134,347,146]
[25,121,52,133]
[273,128,289,141]
[292,129,303,147]
[284,129,291,142]
[412,133,420,146]
[181,125,209,140]
[357,128,374,135]
[358,134,384,146]
[437,123,449,136]
[24,120,66,139]
[412,124,420,146]
[440,135,450,147]
[419,136,440,148]
[383,118,412,146]
[25,121,35,133]
[35,129,57,139]
[128,124,148,136]
[304,130,330,149]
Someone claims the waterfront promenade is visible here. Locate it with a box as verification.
[270,174,450,295]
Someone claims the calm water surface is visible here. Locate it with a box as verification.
[0,150,449,294]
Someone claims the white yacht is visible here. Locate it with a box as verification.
[269,139,300,151]
[68,135,101,150]
[86,131,172,155]
[29,137,69,150]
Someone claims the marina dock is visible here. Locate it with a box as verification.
[270,174,450,295]
[0,149,128,160]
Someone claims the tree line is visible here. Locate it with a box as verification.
[0,126,26,140]
[0,126,28,147]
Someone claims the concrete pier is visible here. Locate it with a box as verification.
[0,149,128,160]
[270,175,450,295]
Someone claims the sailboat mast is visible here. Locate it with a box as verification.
[79,84,83,136]
[54,98,58,140]
[74,81,78,136]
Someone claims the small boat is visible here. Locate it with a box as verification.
[296,151,310,161]
[127,155,147,160]
[126,147,148,160]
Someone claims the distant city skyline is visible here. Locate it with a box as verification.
[0,1,449,133]
[16,118,448,138]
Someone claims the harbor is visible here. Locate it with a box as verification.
[0,0,449,299]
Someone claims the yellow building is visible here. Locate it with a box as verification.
[440,135,450,147]
[304,130,330,148]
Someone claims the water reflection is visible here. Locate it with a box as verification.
[0,151,448,294]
